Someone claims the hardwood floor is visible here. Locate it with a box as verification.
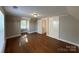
[5,33,79,53]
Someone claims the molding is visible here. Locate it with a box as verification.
[28,31,37,34]
[6,33,79,47]
[21,31,27,33]
[28,32,34,34]
[47,34,59,39]
[21,32,28,33]
[36,31,43,34]
[36,32,42,35]
[59,38,79,47]
[6,34,21,39]
[47,34,79,47]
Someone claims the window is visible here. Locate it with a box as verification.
[20,20,27,29]
[0,10,4,52]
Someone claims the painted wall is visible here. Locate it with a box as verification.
[59,15,79,44]
[29,18,38,33]
[37,18,42,34]
[37,16,59,39]
[78,22,79,43]
[5,15,21,38]
[37,18,48,34]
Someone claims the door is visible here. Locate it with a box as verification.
[37,18,48,35]
[42,18,46,35]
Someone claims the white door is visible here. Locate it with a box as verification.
[37,18,47,34]
[0,11,4,52]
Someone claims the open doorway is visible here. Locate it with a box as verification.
[20,20,29,34]
[37,18,48,35]
[42,18,47,35]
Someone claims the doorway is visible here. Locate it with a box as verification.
[42,18,47,35]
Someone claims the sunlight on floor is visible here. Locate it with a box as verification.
[21,34,28,43]
[19,34,28,47]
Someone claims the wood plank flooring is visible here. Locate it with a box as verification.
[5,33,79,53]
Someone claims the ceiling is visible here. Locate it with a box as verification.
[3,6,79,21]
[66,6,79,21]
[3,6,68,17]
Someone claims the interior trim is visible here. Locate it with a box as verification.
[6,34,21,39]
[47,34,79,47]
[59,38,79,47]
[6,33,79,47]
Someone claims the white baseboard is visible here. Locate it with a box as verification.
[47,34,59,39]
[6,34,21,39]
[47,34,79,47]
[6,33,79,47]
[28,31,37,34]
[37,32,42,34]
[21,31,28,33]
[59,38,79,47]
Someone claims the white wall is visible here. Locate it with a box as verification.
[78,22,79,43]
[59,15,79,44]
[37,16,59,39]
[37,18,42,34]
[5,15,21,39]
[47,16,59,39]
[37,15,79,46]
[37,18,48,34]
[29,18,38,33]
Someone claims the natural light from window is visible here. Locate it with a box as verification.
[0,10,4,52]
[20,20,27,29]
